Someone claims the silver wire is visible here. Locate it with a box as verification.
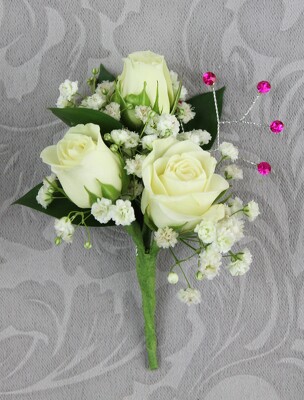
[212,86,220,148]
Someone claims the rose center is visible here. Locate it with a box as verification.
[164,155,205,182]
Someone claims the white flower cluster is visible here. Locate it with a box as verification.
[224,164,243,180]
[56,80,78,108]
[135,105,153,123]
[189,199,259,282]
[125,154,146,178]
[91,198,135,226]
[154,227,179,248]
[219,142,238,161]
[54,217,75,244]
[177,288,201,306]
[177,129,211,146]
[36,174,57,209]
[176,102,195,124]
[110,129,140,149]
[80,80,116,111]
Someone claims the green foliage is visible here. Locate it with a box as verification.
[96,64,116,83]
[49,107,122,133]
[186,87,225,150]
[14,184,113,227]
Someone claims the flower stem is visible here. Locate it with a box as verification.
[135,242,159,369]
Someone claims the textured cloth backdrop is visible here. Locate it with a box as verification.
[0,0,303,399]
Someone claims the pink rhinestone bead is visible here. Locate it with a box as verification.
[202,72,216,86]
[270,120,284,134]
[257,81,271,94]
[257,162,271,175]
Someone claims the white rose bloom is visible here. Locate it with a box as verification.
[135,105,153,123]
[154,227,178,248]
[117,51,174,114]
[110,200,135,226]
[104,102,120,120]
[80,94,106,110]
[56,95,72,108]
[244,200,260,221]
[91,198,112,224]
[54,217,75,243]
[125,154,146,178]
[228,248,252,276]
[219,142,238,161]
[95,80,115,97]
[59,80,78,100]
[224,164,243,180]
[141,137,229,231]
[177,102,195,124]
[194,220,216,243]
[177,288,201,306]
[40,124,122,208]
[141,134,158,150]
[156,114,180,137]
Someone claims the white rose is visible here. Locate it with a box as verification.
[40,123,122,208]
[117,51,174,114]
[141,137,229,230]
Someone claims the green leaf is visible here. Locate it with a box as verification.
[84,186,99,206]
[124,82,151,107]
[186,87,225,150]
[98,180,120,201]
[14,184,113,227]
[170,82,182,115]
[144,213,157,232]
[96,64,116,83]
[49,107,123,133]
[152,81,160,114]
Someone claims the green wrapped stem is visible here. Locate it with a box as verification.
[125,222,160,370]
[135,242,159,369]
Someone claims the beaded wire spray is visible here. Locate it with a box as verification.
[202,72,284,175]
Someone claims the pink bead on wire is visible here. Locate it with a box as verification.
[202,72,216,86]
[257,81,271,94]
[270,120,284,134]
[257,162,271,175]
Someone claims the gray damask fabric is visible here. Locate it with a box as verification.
[0,0,303,398]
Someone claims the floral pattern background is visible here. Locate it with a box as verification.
[0,0,304,398]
